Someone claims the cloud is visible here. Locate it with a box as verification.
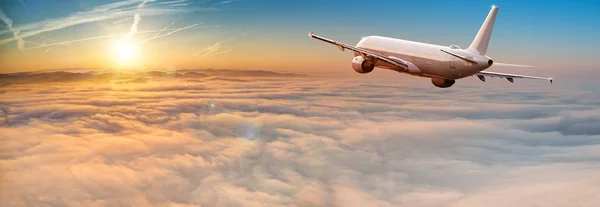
[0,70,304,86]
[0,71,599,206]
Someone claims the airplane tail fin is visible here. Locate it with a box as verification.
[468,5,499,55]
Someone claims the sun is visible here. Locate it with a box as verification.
[111,41,140,68]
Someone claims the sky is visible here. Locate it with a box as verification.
[0,0,599,75]
[1,1,600,206]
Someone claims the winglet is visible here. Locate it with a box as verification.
[308,32,314,38]
[549,77,553,84]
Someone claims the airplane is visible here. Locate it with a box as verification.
[309,5,552,88]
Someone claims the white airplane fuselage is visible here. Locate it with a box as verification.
[354,36,493,80]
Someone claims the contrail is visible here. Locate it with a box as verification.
[0,9,25,51]
[213,0,239,6]
[17,0,26,8]
[139,17,183,45]
[34,35,56,43]
[191,42,221,57]
[206,48,231,57]
[120,0,149,43]
[24,27,201,51]
[26,34,127,50]
[149,0,189,6]
[0,0,195,46]
[138,23,204,45]
[189,29,249,58]
[23,40,44,46]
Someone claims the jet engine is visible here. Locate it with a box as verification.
[352,56,375,74]
[431,78,456,88]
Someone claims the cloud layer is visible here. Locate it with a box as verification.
[1,71,599,207]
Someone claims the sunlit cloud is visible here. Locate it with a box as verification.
[0,71,599,206]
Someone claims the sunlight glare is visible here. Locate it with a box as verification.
[112,41,140,68]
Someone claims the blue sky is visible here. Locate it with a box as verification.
[221,0,600,68]
[0,0,599,73]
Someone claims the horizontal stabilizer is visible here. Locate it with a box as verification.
[493,63,533,68]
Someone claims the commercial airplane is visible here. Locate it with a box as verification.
[309,5,552,88]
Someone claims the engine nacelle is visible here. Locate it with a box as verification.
[352,56,375,74]
[431,78,456,88]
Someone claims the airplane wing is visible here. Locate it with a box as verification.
[476,71,553,83]
[309,32,409,70]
